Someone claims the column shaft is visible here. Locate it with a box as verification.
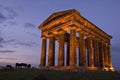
[87,37,94,67]
[58,34,64,66]
[66,44,70,66]
[107,46,112,67]
[48,37,55,66]
[40,38,47,66]
[79,33,86,66]
[69,29,76,66]
[104,45,108,67]
[98,42,105,67]
[93,40,99,67]
[102,43,105,68]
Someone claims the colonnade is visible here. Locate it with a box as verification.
[40,29,112,70]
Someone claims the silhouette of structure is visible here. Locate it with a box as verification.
[38,9,114,71]
[6,65,13,69]
[15,63,31,69]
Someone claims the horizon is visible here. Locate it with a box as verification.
[0,0,120,70]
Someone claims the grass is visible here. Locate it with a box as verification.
[0,68,120,80]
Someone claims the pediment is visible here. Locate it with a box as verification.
[39,9,80,29]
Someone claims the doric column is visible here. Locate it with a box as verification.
[98,42,105,67]
[48,37,55,66]
[101,43,105,68]
[79,33,86,66]
[40,38,47,66]
[58,34,64,66]
[107,46,112,67]
[104,44,108,67]
[66,43,70,66]
[69,29,76,66]
[93,40,99,67]
[86,37,94,67]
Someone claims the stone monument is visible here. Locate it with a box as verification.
[38,9,114,71]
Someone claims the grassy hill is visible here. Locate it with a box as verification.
[0,68,120,80]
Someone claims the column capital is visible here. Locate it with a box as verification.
[41,35,47,39]
[42,37,47,39]
[70,26,77,30]
[77,30,85,34]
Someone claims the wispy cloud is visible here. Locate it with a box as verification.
[0,13,7,23]
[0,35,17,48]
[3,6,18,19]
[0,4,18,25]
[0,50,15,53]
[111,45,120,53]
[13,41,37,47]
[24,23,36,29]
[0,57,17,60]
[0,36,38,48]
[0,36,4,47]
[7,21,17,26]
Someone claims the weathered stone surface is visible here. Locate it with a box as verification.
[39,9,114,71]
[48,37,55,66]
[58,34,65,66]
[40,38,46,66]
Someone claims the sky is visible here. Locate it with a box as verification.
[0,0,120,70]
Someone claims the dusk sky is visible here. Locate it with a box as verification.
[0,0,120,70]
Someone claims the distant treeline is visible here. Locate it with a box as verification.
[2,63,31,69]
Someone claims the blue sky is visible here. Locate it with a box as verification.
[0,0,120,69]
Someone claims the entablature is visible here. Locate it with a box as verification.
[39,9,112,45]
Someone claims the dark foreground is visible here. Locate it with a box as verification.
[0,68,120,80]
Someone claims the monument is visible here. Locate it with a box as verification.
[38,9,114,71]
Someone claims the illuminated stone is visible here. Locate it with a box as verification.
[86,37,94,67]
[38,9,114,71]
[69,29,76,66]
[48,37,55,66]
[40,38,46,66]
[79,33,86,67]
[58,34,65,66]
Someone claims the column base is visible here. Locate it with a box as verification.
[40,66,114,71]
[103,67,114,71]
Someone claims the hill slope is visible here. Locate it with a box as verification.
[0,69,120,80]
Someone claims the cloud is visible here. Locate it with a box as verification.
[0,4,18,25]
[15,42,33,47]
[8,21,16,25]
[3,39,16,44]
[0,50,15,53]
[0,13,7,23]
[0,36,4,47]
[0,35,37,48]
[111,43,120,55]
[0,35,17,48]
[13,41,37,47]
[0,36,4,42]
[3,6,18,19]
[24,23,36,29]
[0,57,17,60]
[111,45,120,53]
